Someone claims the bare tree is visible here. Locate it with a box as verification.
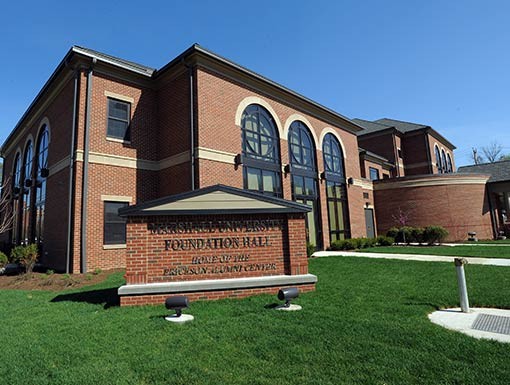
[482,141,503,163]
[471,148,483,165]
[0,177,15,235]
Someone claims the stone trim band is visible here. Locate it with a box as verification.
[118,273,318,296]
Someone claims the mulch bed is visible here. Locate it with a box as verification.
[0,269,124,291]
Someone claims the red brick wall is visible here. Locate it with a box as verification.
[374,177,493,241]
[194,67,366,247]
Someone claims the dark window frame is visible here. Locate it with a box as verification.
[34,126,49,245]
[106,98,131,141]
[322,133,350,242]
[103,201,129,245]
[288,121,322,249]
[241,104,282,197]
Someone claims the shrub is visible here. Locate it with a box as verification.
[329,239,356,251]
[376,236,394,246]
[11,244,39,274]
[359,238,376,249]
[307,243,316,257]
[423,226,449,245]
[386,227,400,240]
[411,227,425,244]
[0,252,8,267]
[10,245,26,264]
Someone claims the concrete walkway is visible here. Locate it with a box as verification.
[312,251,510,266]
[443,243,510,247]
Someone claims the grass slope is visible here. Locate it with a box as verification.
[364,245,510,259]
[0,258,509,385]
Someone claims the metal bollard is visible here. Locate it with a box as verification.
[454,258,470,313]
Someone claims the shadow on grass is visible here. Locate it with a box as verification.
[50,288,120,309]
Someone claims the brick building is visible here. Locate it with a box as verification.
[0,45,497,272]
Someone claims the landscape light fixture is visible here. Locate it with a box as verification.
[275,287,302,311]
[164,295,194,323]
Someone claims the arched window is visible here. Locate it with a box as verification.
[441,149,447,174]
[288,121,321,248]
[241,104,282,197]
[35,127,49,244]
[446,153,453,173]
[12,153,22,244]
[322,133,350,242]
[21,141,33,244]
[435,145,442,174]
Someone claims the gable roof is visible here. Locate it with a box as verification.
[119,184,311,216]
[457,160,510,183]
[354,117,456,149]
[352,118,395,135]
[374,118,429,133]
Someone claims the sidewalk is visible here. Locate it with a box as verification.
[312,251,510,266]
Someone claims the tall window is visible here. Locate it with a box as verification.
[104,202,128,245]
[441,149,447,174]
[323,133,350,242]
[107,98,131,141]
[435,145,442,174]
[21,142,33,244]
[34,127,49,244]
[288,121,321,248]
[241,104,282,197]
[12,154,21,245]
[446,153,453,173]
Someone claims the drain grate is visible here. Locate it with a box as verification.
[472,313,510,335]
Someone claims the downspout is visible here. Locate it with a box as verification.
[486,184,498,239]
[65,69,79,273]
[80,59,95,272]
[184,62,196,190]
[392,132,400,177]
[424,130,433,174]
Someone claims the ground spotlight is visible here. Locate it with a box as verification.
[164,295,194,323]
[276,287,302,311]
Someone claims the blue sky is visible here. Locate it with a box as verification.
[1,0,509,166]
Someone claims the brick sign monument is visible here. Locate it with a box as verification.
[118,185,318,306]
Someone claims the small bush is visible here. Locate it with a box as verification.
[423,226,449,245]
[307,243,316,257]
[376,236,394,246]
[16,244,39,274]
[10,245,26,264]
[359,238,376,249]
[411,227,425,244]
[386,227,400,240]
[0,252,8,267]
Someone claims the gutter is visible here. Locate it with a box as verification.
[65,69,80,274]
[80,59,96,273]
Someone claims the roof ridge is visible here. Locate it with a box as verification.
[458,158,510,168]
[376,117,428,127]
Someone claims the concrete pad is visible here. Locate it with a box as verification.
[429,307,510,343]
[275,304,302,311]
[312,251,510,266]
[165,314,194,323]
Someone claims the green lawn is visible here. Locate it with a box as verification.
[1,258,510,385]
[363,245,510,259]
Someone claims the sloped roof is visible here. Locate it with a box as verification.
[73,46,156,76]
[119,184,311,216]
[352,118,394,135]
[374,118,429,133]
[457,160,510,183]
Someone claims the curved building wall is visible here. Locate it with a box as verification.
[373,174,493,241]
